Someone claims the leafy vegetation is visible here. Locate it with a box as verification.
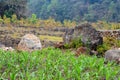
[1,0,120,23]
[0,48,120,80]
[97,37,120,55]
[64,37,83,49]
[0,0,27,19]
[28,0,120,22]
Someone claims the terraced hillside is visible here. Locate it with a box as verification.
[0,25,120,49]
[0,26,67,48]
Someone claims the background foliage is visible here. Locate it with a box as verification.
[1,0,120,23]
[0,0,27,19]
[28,0,120,22]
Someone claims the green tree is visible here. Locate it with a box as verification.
[28,0,120,22]
[0,0,28,19]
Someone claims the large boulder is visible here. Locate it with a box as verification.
[18,34,42,52]
[63,23,103,50]
[105,49,120,63]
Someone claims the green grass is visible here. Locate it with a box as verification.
[0,48,120,80]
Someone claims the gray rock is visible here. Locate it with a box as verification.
[63,23,103,50]
[0,42,5,48]
[0,43,14,51]
[18,34,42,52]
[105,49,120,62]
[63,28,74,44]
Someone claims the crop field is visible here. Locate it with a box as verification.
[1,0,120,80]
[0,48,120,80]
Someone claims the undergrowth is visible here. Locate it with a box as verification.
[97,37,120,55]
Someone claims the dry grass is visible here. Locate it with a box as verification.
[39,35,63,42]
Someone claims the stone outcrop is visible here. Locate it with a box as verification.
[63,23,103,51]
[105,48,120,63]
[18,34,42,52]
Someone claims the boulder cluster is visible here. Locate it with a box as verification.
[63,23,120,63]
[63,23,103,55]
[74,23,103,50]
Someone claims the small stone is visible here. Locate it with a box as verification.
[75,47,88,57]
[105,48,120,63]
[54,42,64,49]
[2,47,14,51]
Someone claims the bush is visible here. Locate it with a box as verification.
[97,43,110,56]
[29,14,38,24]
[97,37,120,55]
[11,14,18,23]
[64,37,83,49]
[103,37,120,47]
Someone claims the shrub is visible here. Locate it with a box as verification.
[103,37,120,47]
[0,17,3,23]
[11,14,18,23]
[97,37,120,55]
[97,43,110,56]
[3,15,11,24]
[64,37,83,49]
[29,14,38,24]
